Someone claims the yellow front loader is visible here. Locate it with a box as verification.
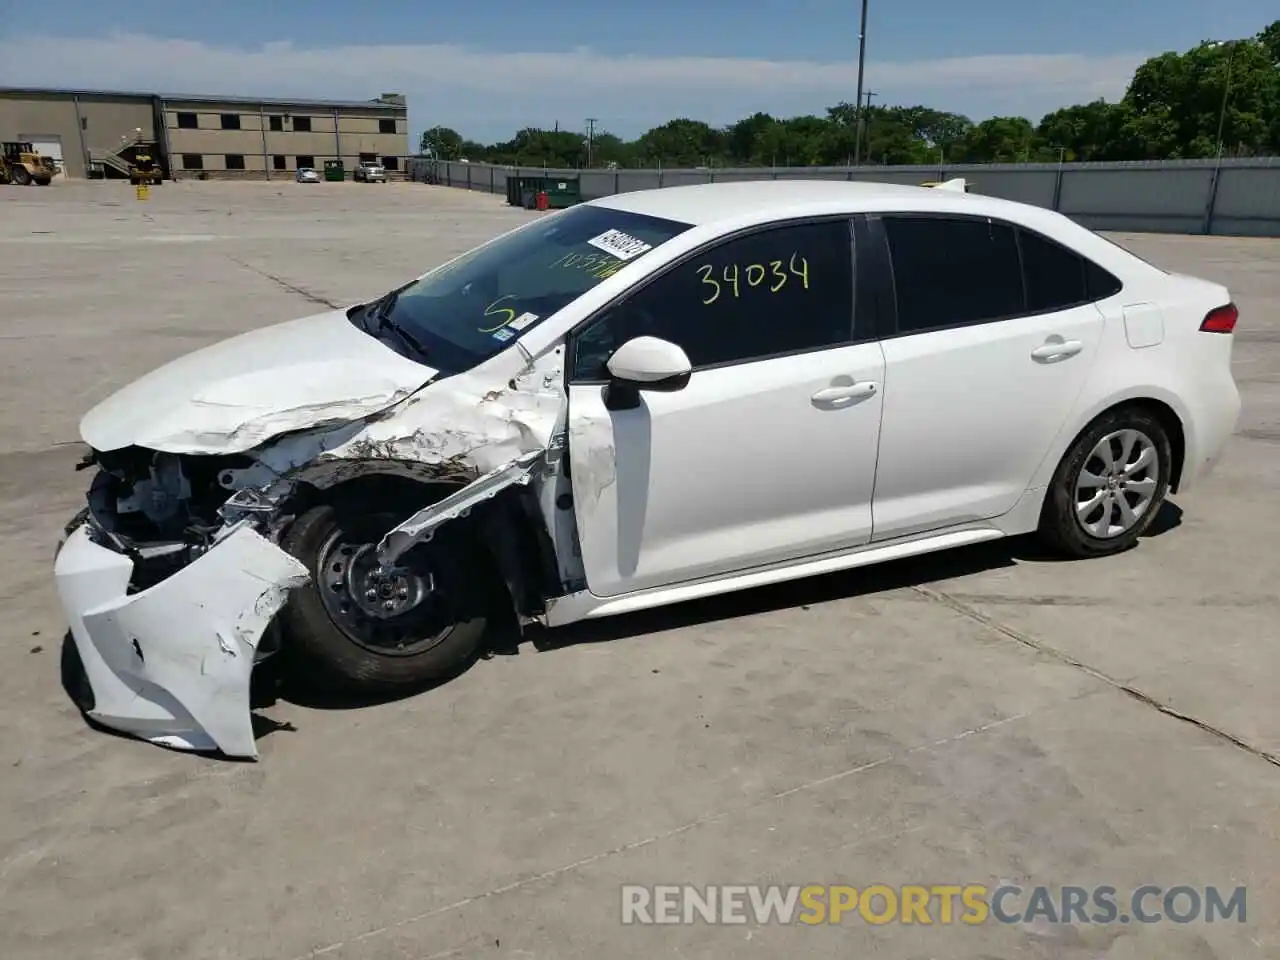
[0,141,54,186]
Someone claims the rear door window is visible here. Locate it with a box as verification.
[881,215,1024,333]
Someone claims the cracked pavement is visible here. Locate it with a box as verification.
[0,181,1277,959]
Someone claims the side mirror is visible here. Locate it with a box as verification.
[602,336,692,410]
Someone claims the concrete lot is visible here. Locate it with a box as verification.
[1,180,1277,960]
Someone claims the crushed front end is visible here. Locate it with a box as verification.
[55,447,310,759]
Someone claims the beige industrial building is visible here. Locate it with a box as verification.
[0,87,409,180]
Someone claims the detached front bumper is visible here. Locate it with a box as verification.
[54,521,310,759]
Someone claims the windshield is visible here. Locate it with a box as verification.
[371,204,691,372]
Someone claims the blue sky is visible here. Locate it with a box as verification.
[1,0,1273,143]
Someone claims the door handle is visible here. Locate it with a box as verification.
[811,382,877,405]
[1030,339,1084,362]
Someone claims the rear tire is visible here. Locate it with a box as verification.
[279,504,494,692]
[13,167,30,186]
[1038,406,1171,558]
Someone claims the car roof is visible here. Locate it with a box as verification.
[589,179,1053,231]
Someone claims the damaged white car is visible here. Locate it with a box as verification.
[55,180,1241,759]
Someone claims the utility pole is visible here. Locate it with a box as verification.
[585,117,598,168]
[853,0,870,164]
[857,90,878,164]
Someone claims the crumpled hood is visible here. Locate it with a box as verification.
[80,308,438,454]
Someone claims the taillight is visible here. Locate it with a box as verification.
[1201,303,1238,334]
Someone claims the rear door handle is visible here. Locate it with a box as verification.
[811,382,877,406]
[1030,339,1084,362]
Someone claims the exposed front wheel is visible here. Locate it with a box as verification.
[279,504,494,691]
[1039,407,1171,558]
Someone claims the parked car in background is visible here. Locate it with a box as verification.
[296,167,321,183]
[354,161,386,183]
[54,180,1241,759]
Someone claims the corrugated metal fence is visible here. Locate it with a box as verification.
[406,156,1280,237]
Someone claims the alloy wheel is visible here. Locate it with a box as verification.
[1073,428,1160,539]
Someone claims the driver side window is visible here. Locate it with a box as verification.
[571,218,855,380]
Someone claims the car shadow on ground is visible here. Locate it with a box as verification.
[58,501,1182,737]
[526,500,1183,653]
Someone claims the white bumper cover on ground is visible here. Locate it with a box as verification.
[55,522,310,759]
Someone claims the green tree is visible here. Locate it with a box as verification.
[960,116,1037,162]
[860,107,932,164]
[634,119,726,166]
[1261,20,1280,151]
[419,126,464,159]
[726,112,778,165]
[432,16,1279,167]
[1259,19,1280,63]
[1035,100,1129,161]
[486,127,587,166]
[756,115,847,166]
[1123,37,1278,157]
[588,132,635,167]
[885,106,973,159]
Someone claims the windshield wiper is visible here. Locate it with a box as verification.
[366,291,429,358]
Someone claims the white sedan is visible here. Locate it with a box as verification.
[54,181,1241,758]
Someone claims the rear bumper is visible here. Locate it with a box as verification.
[1179,377,1242,492]
[54,521,309,759]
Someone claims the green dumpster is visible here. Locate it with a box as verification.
[323,159,345,182]
[505,175,526,206]
[506,174,546,207]
[505,174,582,209]
[542,177,582,208]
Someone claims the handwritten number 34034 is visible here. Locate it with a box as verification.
[697,254,809,305]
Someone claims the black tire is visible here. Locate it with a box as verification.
[1038,406,1172,558]
[278,504,493,691]
[13,167,30,186]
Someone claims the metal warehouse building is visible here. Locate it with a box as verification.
[0,87,409,180]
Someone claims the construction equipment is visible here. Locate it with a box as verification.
[128,145,164,186]
[0,141,53,186]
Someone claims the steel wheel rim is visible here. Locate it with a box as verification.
[1074,428,1159,539]
[316,527,455,657]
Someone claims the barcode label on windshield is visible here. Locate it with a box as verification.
[587,229,653,262]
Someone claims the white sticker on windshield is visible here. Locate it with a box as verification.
[587,229,653,262]
[508,311,539,331]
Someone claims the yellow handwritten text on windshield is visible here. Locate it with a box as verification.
[696,254,809,306]
[479,294,519,332]
[550,251,625,280]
